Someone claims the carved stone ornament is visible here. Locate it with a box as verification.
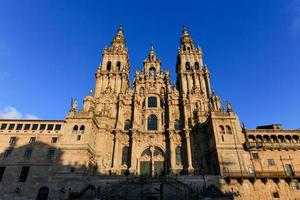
[102,153,111,169]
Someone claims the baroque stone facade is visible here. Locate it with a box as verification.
[0,26,300,200]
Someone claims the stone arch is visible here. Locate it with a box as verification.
[139,146,165,176]
[36,186,49,200]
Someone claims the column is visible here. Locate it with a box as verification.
[194,73,200,89]
[129,131,137,175]
[169,132,176,174]
[204,72,211,98]
[185,129,194,174]
[112,131,119,174]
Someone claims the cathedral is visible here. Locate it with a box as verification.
[0,26,300,200]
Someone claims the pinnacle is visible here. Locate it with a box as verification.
[182,25,189,36]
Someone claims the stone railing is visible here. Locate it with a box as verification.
[244,142,300,150]
[222,171,299,178]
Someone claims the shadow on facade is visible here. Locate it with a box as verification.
[0,141,235,200]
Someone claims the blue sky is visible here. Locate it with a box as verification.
[0,0,299,129]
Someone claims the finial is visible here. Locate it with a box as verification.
[150,43,154,51]
[117,24,123,35]
[182,25,189,35]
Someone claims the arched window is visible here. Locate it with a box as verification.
[79,125,85,134]
[175,146,183,165]
[219,125,225,134]
[122,146,129,165]
[72,125,78,134]
[124,120,131,131]
[36,186,49,200]
[195,62,199,70]
[107,61,112,71]
[174,120,181,130]
[148,114,158,131]
[186,62,191,70]
[149,66,156,77]
[148,97,157,108]
[225,125,232,134]
[116,61,121,71]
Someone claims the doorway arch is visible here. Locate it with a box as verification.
[139,146,165,176]
[36,186,49,200]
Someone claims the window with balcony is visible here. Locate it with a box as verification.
[148,97,157,108]
[0,123,7,130]
[252,153,259,160]
[124,120,131,131]
[8,124,15,130]
[3,149,12,158]
[24,148,32,158]
[267,159,275,166]
[147,114,158,131]
[16,124,23,130]
[0,167,5,182]
[9,137,16,144]
[19,166,30,182]
[32,124,38,130]
[122,146,129,165]
[51,137,58,144]
[79,125,85,134]
[47,124,54,131]
[29,137,36,144]
[39,124,46,130]
[47,149,55,157]
[55,124,61,131]
[175,146,183,165]
[174,120,182,130]
[24,124,30,130]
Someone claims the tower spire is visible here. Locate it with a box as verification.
[111,25,126,50]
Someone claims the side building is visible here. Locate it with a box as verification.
[0,26,299,200]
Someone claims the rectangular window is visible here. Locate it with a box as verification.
[285,164,295,176]
[47,149,55,157]
[268,159,275,166]
[55,124,61,131]
[0,124,7,130]
[4,149,12,157]
[39,124,46,130]
[77,135,81,141]
[51,137,58,143]
[272,191,280,198]
[47,124,54,131]
[24,124,31,130]
[0,167,5,182]
[19,166,30,182]
[32,124,38,130]
[148,97,157,107]
[252,153,259,160]
[24,149,32,158]
[9,137,16,144]
[8,124,15,130]
[29,137,36,143]
[16,124,23,130]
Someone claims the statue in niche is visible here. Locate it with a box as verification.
[226,101,233,112]
[70,99,78,112]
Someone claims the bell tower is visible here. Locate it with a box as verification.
[176,26,211,99]
[94,25,130,97]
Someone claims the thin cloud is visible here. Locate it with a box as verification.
[0,106,38,119]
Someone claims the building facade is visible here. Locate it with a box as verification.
[0,26,300,200]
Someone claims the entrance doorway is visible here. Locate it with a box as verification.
[140,146,165,176]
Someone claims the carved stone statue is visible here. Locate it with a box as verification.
[70,99,78,112]
[226,101,233,112]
